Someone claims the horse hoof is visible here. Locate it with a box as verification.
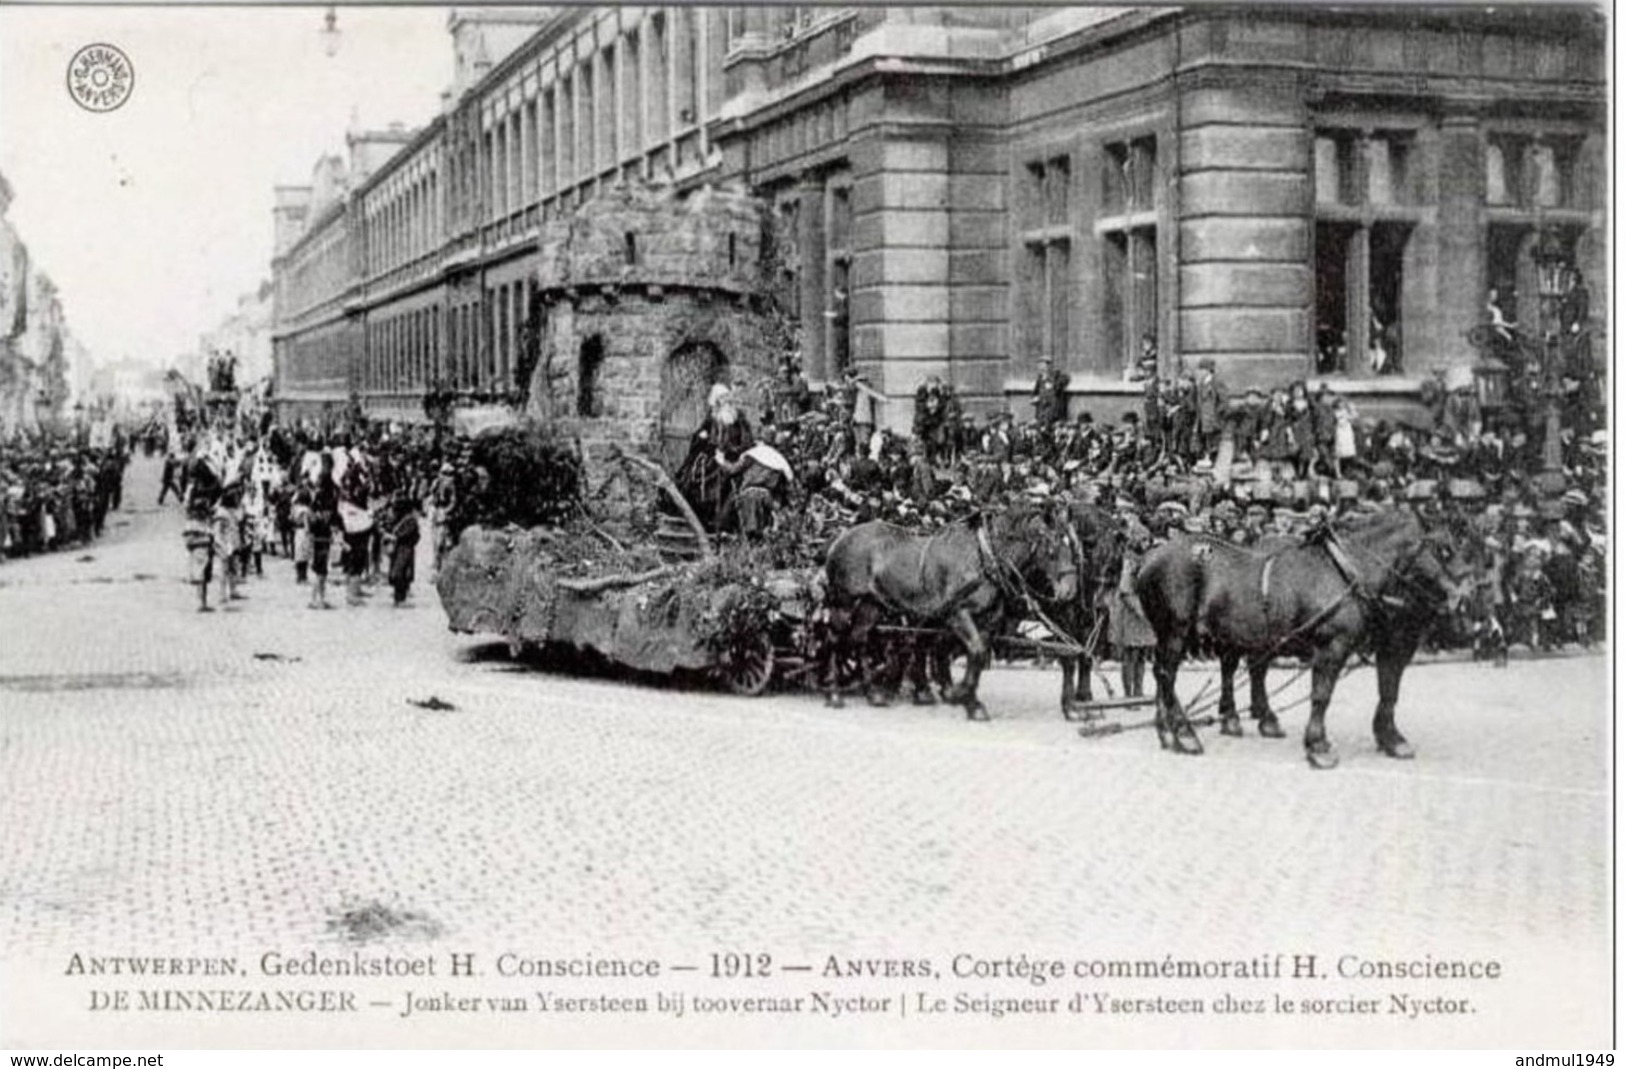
[825,695,844,710]
[1378,738,1416,760]
[912,692,938,707]
[1257,715,1286,739]
[1219,716,1243,738]
[1306,747,1340,771]
[965,704,989,722]
[866,694,892,708]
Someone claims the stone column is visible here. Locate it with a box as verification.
[1177,78,1311,387]
[1436,107,1486,372]
[796,177,827,381]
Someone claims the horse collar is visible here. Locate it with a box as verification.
[976,524,1016,599]
[1319,530,1369,599]
[976,524,998,570]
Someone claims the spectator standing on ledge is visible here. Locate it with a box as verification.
[1032,356,1070,429]
[1194,357,1227,463]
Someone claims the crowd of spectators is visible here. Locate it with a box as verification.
[0,429,131,561]
[687,345,1608,658]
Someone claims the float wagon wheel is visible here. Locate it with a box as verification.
[718,631,775,696]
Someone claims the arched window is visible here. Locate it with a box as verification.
[577,335,605,417]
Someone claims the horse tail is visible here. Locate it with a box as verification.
[1135,539,1204,653]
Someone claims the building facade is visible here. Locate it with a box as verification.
[271,5,1607,437]
[0,171,83,437]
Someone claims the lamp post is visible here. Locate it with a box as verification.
[1530,227,1570,473]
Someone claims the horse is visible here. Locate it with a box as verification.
[1134,510,1459,769]
[821,503,1079,720]
[1052,501,1127,720]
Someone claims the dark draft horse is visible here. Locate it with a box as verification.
[1052,501,1127,720]
[1135,510,1460,769]
[822,504,1079,720]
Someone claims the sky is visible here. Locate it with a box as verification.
[0,5,455,370]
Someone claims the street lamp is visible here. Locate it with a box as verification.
[1471,352,1510,412]
[1530,226,1571,473]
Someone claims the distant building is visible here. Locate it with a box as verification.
[271,5,1607,437]
[88,358,171,418]
[199,280,275,388]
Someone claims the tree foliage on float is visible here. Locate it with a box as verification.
[460,422,585,533]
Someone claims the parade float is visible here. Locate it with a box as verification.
[434,425,822,696]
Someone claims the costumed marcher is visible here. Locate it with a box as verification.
[182,445,224,612]
[338,449,375,607]
[385,490,421,606]
[427,461,459,573]
[307,453,339,610]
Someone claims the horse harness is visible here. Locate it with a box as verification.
[1256,526,1416,656]
[974,517,1086,655]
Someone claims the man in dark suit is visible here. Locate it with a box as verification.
[1194,357,1228,461]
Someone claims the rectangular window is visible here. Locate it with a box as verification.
[626,32,643,153]
[466,303,476,387]
[1020,153,1075,366]
[1313,127,1421,377]
[1314,133,1358,206]
[825,179,854,377]
[497,289,510,388]
[1044,156,1070,226]
[678,9,699,124]
[1530,142,1560,207]
[1485,139,1516,206]
[521,104,537,206]
[447,307,458,386]
[483,130,495,221]
[579,62,595,177]
[542,89,558,197]
[827,184,851,251]
[601,46,618,167]
[1486,133,1581,211]
[509,113,522,212]
[1047,242,1071,363]
[649,12,669,143]
[559,75,576,185]
[1366,132,1413,206]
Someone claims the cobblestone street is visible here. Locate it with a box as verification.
[0,459,1610,1048]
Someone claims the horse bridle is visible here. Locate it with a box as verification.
[977,510,1077,604]
[1322,524,1445,614]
